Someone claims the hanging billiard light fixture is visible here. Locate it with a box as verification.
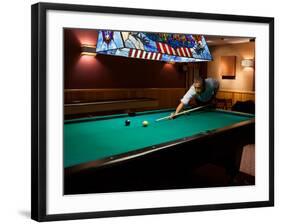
[88,30,212,63]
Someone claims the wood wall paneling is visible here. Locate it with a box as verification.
[64,88,186,110]
[216,90,255,108]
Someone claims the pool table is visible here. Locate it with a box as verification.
[64,108,255,194]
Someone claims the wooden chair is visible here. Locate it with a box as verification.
[215,98,227,109]
[225,99,232,110]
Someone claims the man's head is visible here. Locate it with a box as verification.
[194,78,205,95]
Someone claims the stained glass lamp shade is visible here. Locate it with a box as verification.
[95,31,212,63]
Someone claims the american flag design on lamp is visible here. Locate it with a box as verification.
[156,42,193,58]
[128,49,162,61]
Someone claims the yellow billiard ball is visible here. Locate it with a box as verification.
[142,120,149,127]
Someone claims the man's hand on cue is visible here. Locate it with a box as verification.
[169,112,177,119]
[170,102,184,119]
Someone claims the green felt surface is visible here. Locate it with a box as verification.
[64,109,253,168]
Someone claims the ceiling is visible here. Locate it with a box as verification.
[204,35,255,46]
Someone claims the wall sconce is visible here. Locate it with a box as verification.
[241,59,254,68]
[81,44,96,56]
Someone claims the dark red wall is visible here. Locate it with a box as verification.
[64,29,186,89]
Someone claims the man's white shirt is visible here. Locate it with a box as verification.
[181,78,219,105]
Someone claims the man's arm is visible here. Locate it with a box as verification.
[170,86,196,119]
[175,102,184,114]
[170,102,184,119]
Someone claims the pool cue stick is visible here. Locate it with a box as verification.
[155,105,205,121]
[155,105,210,122]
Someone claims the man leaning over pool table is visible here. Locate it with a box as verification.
[170,77,219,119]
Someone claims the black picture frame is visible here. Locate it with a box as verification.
[31,2,274,222]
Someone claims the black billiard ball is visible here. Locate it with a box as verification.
[125,119,131,126]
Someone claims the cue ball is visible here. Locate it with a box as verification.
[125,120,131,126]
[142,121,149,127]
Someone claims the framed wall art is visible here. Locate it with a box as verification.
[31,2,274,222]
